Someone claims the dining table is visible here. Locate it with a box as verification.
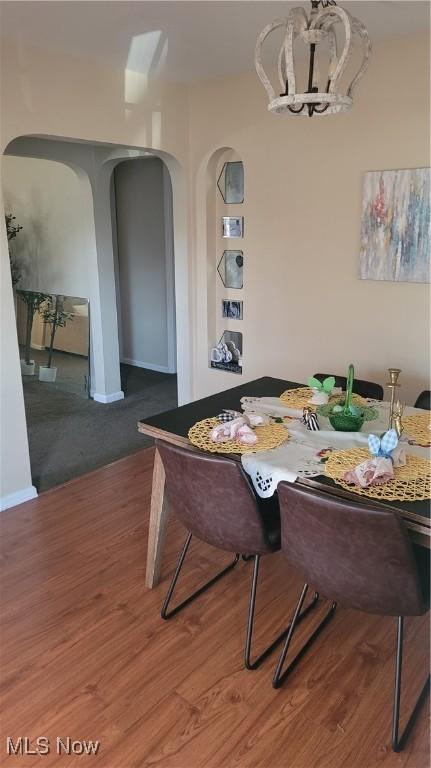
[138,376,431,588]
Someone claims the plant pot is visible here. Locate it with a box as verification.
[39,366,57,383]
[20,359,35,376]
[329,411,365,432]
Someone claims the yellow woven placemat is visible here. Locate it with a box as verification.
[403,414,431,447]
[279,387,367,412]
[188,417,288,455]
[325,447,431,502]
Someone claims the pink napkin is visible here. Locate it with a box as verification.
[210,417,258,445]
[344,457,394,488]
[343,447,406,488]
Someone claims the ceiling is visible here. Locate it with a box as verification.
[0,1,429,82]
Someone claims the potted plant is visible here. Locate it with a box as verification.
[5,213,23,288]
[38,295,73,382]
[16,290,50,375]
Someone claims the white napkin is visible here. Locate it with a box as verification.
[309,390,329,405]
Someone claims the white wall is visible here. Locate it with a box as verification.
[2,155,93,298]
[114,157,176,373]
[0,187,37,510]
[190,34,430,405]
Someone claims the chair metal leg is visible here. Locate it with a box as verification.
[272,582,337,688]
[244,558,319,671]
[391,616,430,752]
[161,532,240,619]
[392,616,404,752]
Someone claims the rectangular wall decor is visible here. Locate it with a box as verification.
[210,330,242,374]
[222,300,243,319]
[359,168,430,283]
[222,216,244,238]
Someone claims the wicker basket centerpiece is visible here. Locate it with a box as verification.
[317,364,368,432]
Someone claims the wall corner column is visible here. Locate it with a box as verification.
[0,187,37,509]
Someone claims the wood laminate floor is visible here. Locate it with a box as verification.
[0,448,429,768]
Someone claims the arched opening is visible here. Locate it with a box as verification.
[100,144,191,407]
[108,155,177,407]
[1,134,190,495]
[194,146,245,398]
[3,153,95,398]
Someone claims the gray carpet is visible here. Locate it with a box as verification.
[23,364,177,491]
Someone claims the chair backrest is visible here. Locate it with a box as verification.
[414,390,431,410]
[314,373,384,401]
[277,482,426,617]
[156,440,278,555]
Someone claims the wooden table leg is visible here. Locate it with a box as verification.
[145,448,170,588]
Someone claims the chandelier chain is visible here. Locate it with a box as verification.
[311,1,337,8]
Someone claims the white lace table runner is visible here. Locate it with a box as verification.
[240,397,429,498]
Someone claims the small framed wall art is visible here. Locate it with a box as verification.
[222,216,244,238]
[222,300,243,319]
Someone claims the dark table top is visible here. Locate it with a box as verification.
[138,376,430,527]
[140,376,300,437]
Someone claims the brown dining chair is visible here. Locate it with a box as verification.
[155,440,318,669]
[273,482,430,752]
[414,390,430,410]
[313,373,384,400]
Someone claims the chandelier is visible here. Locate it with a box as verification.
[255,0,371,117]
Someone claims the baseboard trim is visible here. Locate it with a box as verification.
[93,391,125,404]
[1,485,38,511]
[121,357,175,374]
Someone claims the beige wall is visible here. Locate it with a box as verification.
[189,34,430,405]
[0,41,190,160]
[0,30,430,506]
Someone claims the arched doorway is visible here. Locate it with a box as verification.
[1,135,190,496]
[110,156,177,405]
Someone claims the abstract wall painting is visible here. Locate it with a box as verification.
[359,168,430,283]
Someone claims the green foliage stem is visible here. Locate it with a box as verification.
[39,295,74,368]
[5,213,23,287]
[16,290,50,365]
[344,364,355,414]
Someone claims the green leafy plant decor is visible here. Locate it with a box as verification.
[307,375,335,394]
[5,213,23,287]
[39,295,74,368]
[17,290,50,365]
[343,364,355,414]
